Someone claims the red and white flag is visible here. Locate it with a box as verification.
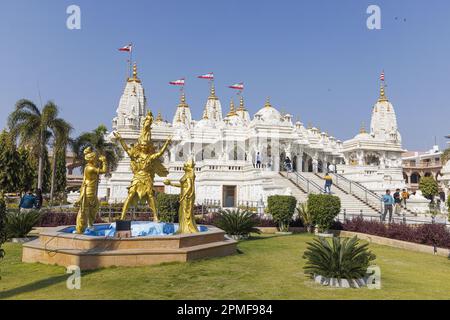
[119,44,133,52]
[169,78,185,86]
[228,82,244,90]
[380,71,385,82]
[198,72,214,80]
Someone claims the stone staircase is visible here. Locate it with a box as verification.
[279,171,381,216]
[271,173,308,203]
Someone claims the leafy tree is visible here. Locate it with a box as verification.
[419,176,439,200]
[55,148,67,193]
[70,125,122,173]
[441,148,450,165]
[307,194,341,233]
[17,147,35,192]
[0,131,20,192]
[8,99,72,193]
[267,195,297,232]
[0,192,7,264]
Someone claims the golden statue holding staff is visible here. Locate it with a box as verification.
[164,158,199,234]
[114,112,172,221]
[75,147,107,234]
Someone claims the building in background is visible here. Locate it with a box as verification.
[402,145,443,192]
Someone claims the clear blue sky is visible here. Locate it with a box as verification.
[1,0,449,151]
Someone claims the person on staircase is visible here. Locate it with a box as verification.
[323,172,333,194]
[393,188,402,215]
[382,189,394,223]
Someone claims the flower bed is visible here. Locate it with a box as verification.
[342,217,450,249]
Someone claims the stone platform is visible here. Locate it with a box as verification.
[22,224,237,270]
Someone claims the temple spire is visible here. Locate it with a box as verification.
[360,121,367,134]
[178,92,189,108]
[209,83,218,100]
[238,96,246,111]
[264,97,272,108]
[378,85,389,102]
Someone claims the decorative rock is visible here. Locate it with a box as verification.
[314,274,366,288]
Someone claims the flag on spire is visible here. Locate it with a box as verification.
[198,72,214,80]
[228,82,244,90]
[119,44,133,52]
[169,78,185,86]
[380,70,385,82]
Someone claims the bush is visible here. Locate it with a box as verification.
[214,209,261,238]
[307,194,341,233]
[303,236,376,282]
[267,195,297,232]
[156,193,180,223]
[5,210,42,238]
[342,217,450,249]
[419,176,439,200]
[297,202,314,233]
[0,193,7,260]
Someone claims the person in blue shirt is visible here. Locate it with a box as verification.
[382,189,394,222]
[19,190,37,212]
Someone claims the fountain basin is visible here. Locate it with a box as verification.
[22,222,237,270]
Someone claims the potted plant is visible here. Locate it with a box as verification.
[303,236,376,288]
[6,210,42,243]
[267,195,297,234]
[215,209,261,240]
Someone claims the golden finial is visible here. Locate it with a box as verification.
[178,92,189,108]
[227,99,237,117]
[128,63,141,83]
[238,96,246,111]
[378,85,388,102]
[360,122,367,134]
[209,84,218,100]
[264,97,272,108]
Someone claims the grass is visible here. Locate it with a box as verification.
[1,233,450,300]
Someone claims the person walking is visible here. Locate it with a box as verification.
[323,172,333,194]
[256,152,262,168]
[401,188,409,209]
[382,189,394,222]
[328,163,336,174]
[393,188,402,215]
[19,190,37,213]
[284,157,292,172]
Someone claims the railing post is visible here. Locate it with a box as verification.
[343,209,346,221]
[360,209,363,219]
[403,212,406,224]
[432,215,436,224]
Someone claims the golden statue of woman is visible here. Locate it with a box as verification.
[114,112,172,221]
[164,159,198,234]
[75,147,107,234]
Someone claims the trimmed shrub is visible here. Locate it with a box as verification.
[307,194,341,232]
[156,193,180,223]
[215,209,261,238]
[267,195,297,232]
[6,210,42,238]
[303,236,376,281]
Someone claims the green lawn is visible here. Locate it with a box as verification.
[1,234,450,300]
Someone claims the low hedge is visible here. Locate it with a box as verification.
[307,194,341,232]
[267,195,297,232]
[343,217,450,249]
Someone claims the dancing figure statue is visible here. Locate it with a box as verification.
[75,147,107,234]
[114,112,172,221]
[164,158,199,234]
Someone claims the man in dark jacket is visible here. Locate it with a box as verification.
[19,191,37,212]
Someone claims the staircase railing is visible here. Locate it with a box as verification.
[286,171,323,194]
[331,173,383,213]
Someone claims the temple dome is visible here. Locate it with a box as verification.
[254,98,282,123]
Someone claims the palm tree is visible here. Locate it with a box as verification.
[8,99,72,194]
[69,125,122,173]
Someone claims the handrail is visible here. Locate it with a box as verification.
[286,171,323,194]
[331,172,383,212]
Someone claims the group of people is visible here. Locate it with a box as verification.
[382,188,410,222]
[19,189,43,212]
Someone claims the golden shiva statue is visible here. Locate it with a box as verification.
[113,112,172,221]
[164,158,199,234]
[75,147,107,234]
